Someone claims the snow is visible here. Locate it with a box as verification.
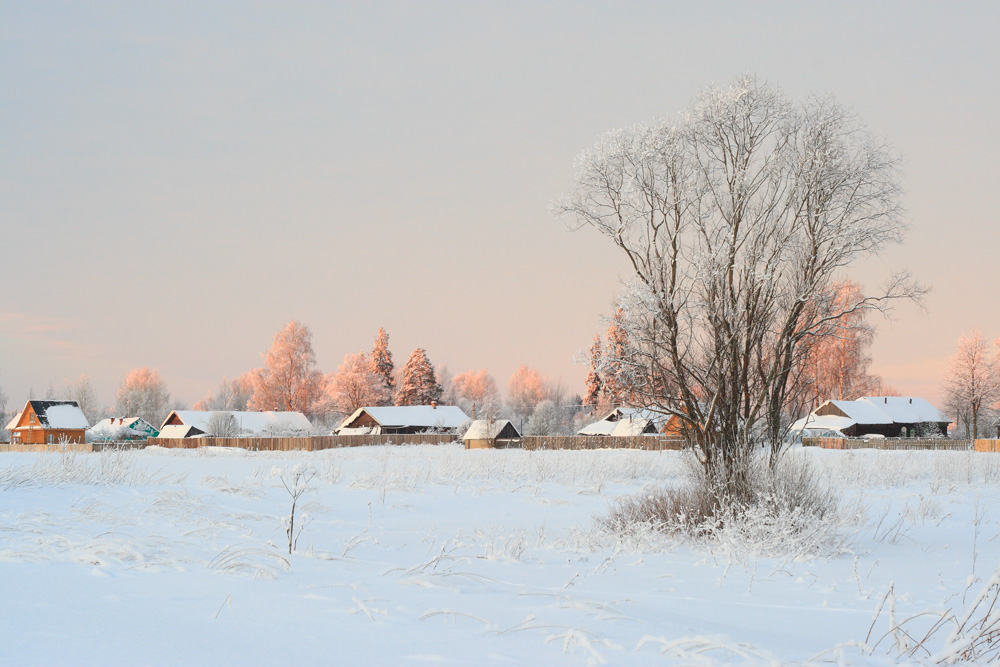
[340,405,470,432]
[4,411,20,431]
[40,403,90,429]
[2,445,999,665]
[167,410,313,434]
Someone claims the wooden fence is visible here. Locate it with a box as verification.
[802,437,972,451]
[145,434,459,451]
[974,440,1000,453]
[521,436,685,451]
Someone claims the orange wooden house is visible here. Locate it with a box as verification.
[7,400,90,444]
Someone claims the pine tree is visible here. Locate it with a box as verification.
[370,328,395,404]
[584,334,603,411]
[394,348,443,406]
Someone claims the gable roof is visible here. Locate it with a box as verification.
[342,405,470,430]
[463,419,520,441]
[22,401,90,429]
[163,410,313,434]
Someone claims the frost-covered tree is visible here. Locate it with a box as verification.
[602,311,637,407]
[394,348,443,406]
[583,335,603,412]
[369,328,395,402]
[507,365,551,423]
[328,351,388,416]
[248,321,326,416]
[204,411,241,437]
[449,369,502,419]
[557,75,920,484]
[64,374,101,425]
[194,373,255,412]
[526,399,562,436]
[786,281,885,419]
[942,330,1000,439]
[115,367,171,428]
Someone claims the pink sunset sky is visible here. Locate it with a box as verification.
[1,2,998,412]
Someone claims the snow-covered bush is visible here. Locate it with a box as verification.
[598,451,843,557]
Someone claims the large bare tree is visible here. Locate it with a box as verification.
[557,76,920,485]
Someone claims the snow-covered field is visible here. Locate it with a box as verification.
[2,444,999,665]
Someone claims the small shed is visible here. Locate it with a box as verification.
[8,400,90,444]
[463,419,521,449]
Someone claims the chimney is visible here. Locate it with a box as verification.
[884,397,888,404]
[909,398,912,404]
[431,401,437,410]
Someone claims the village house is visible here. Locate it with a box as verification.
[578,407,685,437]
[792,396,950,439]
[463,419,521,449]
[90,417,160,442]
[159,410,313,437]
[337,404,469,435]
[6,400,90,444]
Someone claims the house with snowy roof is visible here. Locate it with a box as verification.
[792,396,950,439]
[159,410,312,437]
[578,407,685,437]
[337,404,470,435]
[7,400,90,444]
[463,419,521,449]
[90,417,159,442]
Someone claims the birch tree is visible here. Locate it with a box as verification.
[557,75,921,487]
[248,321,326,416]
[942,330,1000,439]
[115,367,171,428]
[328,351,388,416]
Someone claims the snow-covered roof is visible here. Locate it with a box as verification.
[20,401,90,429]
[610,418,656,437]
[5,412,21,431]
[599,407,669,427]
[858,397,948,424]
[92,417,142,432]
[164,410,313,434]
[341,406,470,430]
[825,399,893,425]
[157,424,205,439]
[578,419,617,436]
[790,414,856,433]
[463,419,519,441]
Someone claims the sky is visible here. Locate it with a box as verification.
[1,1,998,411]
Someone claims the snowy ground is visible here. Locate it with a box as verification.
[2,444,999,665]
